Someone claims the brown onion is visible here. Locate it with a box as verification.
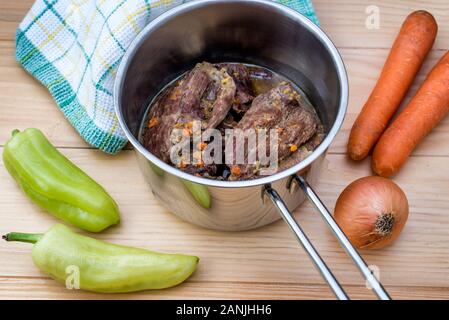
[334,176,409,249]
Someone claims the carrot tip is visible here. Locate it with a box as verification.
[348,152,365,161]
[347,145,368,161]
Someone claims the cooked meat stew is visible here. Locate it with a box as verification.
[140,62,324,181]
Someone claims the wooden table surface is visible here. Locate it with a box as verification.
[1,0,449,300]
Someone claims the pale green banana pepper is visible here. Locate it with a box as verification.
[3,128,120,232]
[181,179,211,209]
[3,224,199,293]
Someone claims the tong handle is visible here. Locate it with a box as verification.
[289,175,391,300]
[263,185,349,300]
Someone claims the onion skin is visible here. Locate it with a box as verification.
[334,176,409,249]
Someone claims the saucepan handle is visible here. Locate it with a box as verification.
[263,185,349,300]
[289,175,391,300]
[263,175,391,300]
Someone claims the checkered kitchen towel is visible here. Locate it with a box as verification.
[16,0,319,154]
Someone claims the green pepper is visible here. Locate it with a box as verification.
[3,224,199,293]
[3,128,120,232]
[181,179,212,209]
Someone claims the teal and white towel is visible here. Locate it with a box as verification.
[16,0,319,154]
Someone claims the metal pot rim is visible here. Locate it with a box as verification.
[114,0,348,188]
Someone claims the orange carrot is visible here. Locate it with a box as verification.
[348,11,437,161]
[372,50,449,177]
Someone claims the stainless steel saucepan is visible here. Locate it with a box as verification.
[114,0,390,300]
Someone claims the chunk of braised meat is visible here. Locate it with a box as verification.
[217,63,254,104]
[199,64,236,129]
[176,62,236,129]
[142,86,182,162]
[277,124,325,172]
[142,62,236,165]
[216,63,256,120]
[228,82,318,180]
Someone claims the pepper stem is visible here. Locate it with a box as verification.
[2,232,43,244]
[11,129,20,137]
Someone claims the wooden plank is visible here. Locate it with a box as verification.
[1,147,448,299]
[315,0,449,50]
[0,0,33,41]
[2,0,449,50]
[0,40,91,149]
[1,277,448,300]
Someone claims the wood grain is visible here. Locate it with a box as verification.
[1,0,449,300]
[315,0,449,50]
[2,277,448,300]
